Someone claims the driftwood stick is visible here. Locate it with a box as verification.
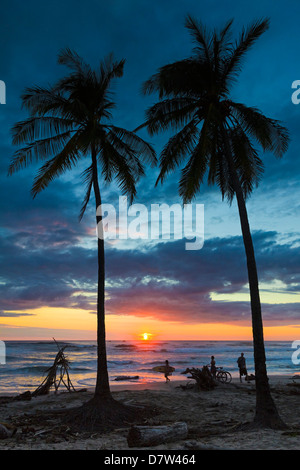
[127,422,188,448]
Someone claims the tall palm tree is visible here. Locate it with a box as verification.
[9,49,156,428]
[138,16,289,428]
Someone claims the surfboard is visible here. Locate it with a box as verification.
[152,366,175,374]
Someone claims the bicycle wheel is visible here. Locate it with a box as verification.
[216,371,227,384]
[225,371,232,383]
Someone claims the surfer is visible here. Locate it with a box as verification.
[164,360,172,382]
[152,362,175,381]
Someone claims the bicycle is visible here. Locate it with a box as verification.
[215,367,232,384]
[206,365,232,384]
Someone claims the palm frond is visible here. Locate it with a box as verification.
[139,97,199,136]
[229,101,289,157]
[79,164,94,221]
[223,18,270,85]
[229,126,264,198]
[105,129,144,178]
[185,15,212,63]
[100,139,138,203]
[156,119,199,185]
[212,19,234,87]
[142,59,210,99]
[108,126,157,166]
[30,135,80,197]
[99,54,125,82]
[58,48,86,74]
[214,153,231,201]
[12,116,75,146]
[8,131,74,175]
[216,19,234,55]
[178,118,213,202]
[21,86,77,119]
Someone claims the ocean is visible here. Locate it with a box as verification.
[0,340,299,394]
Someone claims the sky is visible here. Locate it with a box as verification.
[0,0,300,341]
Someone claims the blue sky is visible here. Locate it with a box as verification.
[0,0,299,339]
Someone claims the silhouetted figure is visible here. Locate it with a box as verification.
[237,353,248,382]
[164,360,172,382]
[210,355,216,379]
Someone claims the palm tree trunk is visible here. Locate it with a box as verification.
[223,134,285,428]
[69,148,142,428]
[91,146,111,400]
[234,181,285,427]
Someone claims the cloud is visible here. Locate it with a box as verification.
[0,311,35,318]
[0,225,299,326]
[104,231,300,325]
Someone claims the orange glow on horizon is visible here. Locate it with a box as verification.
[0,308,299,341]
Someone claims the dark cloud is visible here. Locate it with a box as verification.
[0,311,35,318]
[0,225,299,326]
[104,232,300,325]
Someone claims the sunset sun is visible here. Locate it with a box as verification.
[142,332,151,340]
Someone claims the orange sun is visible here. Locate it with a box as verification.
[142,332,151,340]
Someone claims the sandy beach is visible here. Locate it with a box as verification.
[0,375,299,450]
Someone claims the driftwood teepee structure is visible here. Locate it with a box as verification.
[32,339,76,397]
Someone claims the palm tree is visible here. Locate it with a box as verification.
[138,16,289,428]
[9,49,156,429]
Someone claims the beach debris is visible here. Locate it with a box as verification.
[0,422,16,439]
[0,424,10,439]
[127,421,188,447]
[287,382,300,389]
[13,391,32,401]
[247,374,256,382]
[291,375,300,383]
[182,440,231,450]
[181,366,216,390]
[31,338,76,397]
[114,376,139,381]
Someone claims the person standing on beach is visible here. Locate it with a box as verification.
[210,356,217,379]
[164,360,172,383]
[237,353,248,382]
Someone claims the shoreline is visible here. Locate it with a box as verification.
[1,373,298,396]
[0,373,299,396]
[109,373,297,391]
